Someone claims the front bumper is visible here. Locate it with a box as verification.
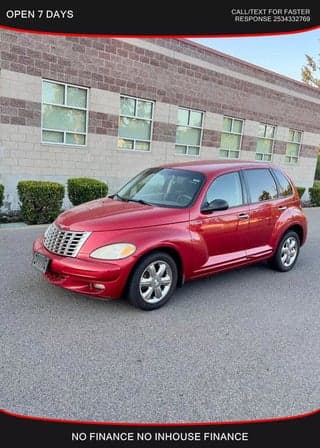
[33,236,129,299]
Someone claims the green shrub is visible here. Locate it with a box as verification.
[309,187,320,207]
[17,181,64,224]
[315,153,320,180]
[0,184,4,208]
[67,178,108,206]
[296,187,305,198]
[313,180,320,189]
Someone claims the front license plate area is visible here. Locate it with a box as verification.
[32,252,50,273]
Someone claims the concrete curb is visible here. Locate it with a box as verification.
[0,223,48,230]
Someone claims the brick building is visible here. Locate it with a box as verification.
[0,30,319,211]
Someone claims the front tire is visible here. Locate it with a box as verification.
[127,252,178,310]
[269,230,300,272]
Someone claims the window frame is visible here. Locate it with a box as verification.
[219,115,244,159]
[284,129,303,164]
[242,168,279,204]
[175,107,204,157]
[202,171,245,210]
[118,94,155,152]
[255,123,276,162]
[41,79,89,147]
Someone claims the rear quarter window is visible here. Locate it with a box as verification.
[272,169,293,197]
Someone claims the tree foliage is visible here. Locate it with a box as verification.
[301,54,320,88]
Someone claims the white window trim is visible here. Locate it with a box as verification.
[284,128,303,164]
[41,79,89,147]
[220,115,244,159]
[255,123,277,162]
[175,107,204,157]
[118,94,154,152]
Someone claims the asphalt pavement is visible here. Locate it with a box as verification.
[0,208,319,422]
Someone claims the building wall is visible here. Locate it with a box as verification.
[0,31,319,211]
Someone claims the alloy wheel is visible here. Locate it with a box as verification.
[139,260,173,304]
[280,236,298,268]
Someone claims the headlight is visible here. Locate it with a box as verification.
[90,243,136,260]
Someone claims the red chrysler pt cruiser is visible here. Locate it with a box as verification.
[33,161,307,310]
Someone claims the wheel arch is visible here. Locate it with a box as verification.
[126,246,184,294]
[269,224,302,272]
[280,224,304,246]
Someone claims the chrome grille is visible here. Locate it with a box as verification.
[44,223,91,257]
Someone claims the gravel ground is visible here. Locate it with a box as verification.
[0,208,319,422]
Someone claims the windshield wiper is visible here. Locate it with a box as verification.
[108,193,128,202]
[109,194,152,205]
[128,198,152,206]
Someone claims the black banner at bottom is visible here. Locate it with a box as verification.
[1,408,319,447]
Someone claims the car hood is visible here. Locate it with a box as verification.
[55,198,189,231]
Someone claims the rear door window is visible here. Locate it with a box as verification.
[244,169,278,203]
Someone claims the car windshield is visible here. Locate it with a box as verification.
[114,168,205,208]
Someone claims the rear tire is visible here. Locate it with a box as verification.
[127,252,178,310]
[269,230,300,272]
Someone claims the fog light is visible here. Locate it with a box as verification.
[92,283,105,290]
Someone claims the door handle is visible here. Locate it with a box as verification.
[278,206,287,211]
[238,213,249,219]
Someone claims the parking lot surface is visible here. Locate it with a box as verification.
[1,208,319,422]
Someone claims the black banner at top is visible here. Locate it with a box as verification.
[0,6,319,35]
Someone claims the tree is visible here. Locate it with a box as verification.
[301,54,320,88]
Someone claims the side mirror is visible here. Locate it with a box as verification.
[201,198,229,214]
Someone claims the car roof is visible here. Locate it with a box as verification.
[159,159,277,175]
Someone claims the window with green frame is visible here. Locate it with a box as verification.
[220,116,243,159]
[175,107,203,156]
[42,80,88,145]
[285,129,302,164]
[118,96,154,151]
[256,123,276,161]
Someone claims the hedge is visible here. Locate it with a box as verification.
[67,178,108,206]
[0,184,4,208]
[309,186,320,207]
[17,181,65,224]
[296,187,305,199]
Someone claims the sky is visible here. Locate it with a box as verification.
[190,28,320,82]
